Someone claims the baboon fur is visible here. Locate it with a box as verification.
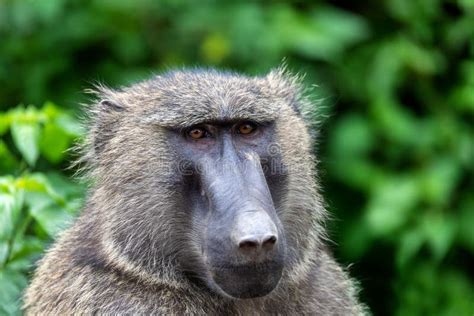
[24,68,366,315]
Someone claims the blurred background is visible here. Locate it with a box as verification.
[0,0,473,315]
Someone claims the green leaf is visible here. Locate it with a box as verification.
[56,113,83,137]
[0,241,8,267]
[0,113,10,135]
[274,6,369,61]
[45,172,83,198]
[0,193,16,240]
[0,141,19,174]
[31,204,73,237]
[200,33,230,64]
[0,268,27,316]
[8,237,44,271]
[41,102,82,137]
[365,177,419,236]
[396,229,425,268]
[0,180,24,241]
[370,98,418,145]
[458,197,474,253]
[329,114,375,157]
[10,121,41,167]
[15,176,48,194]
[422,212,456,261]
[419,157,461,206]
[39,123,70,163]
[329,159,384,191]
[26,192,73,237]
[41,101,61,119]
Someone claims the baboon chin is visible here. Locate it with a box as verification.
[23,68,366,315]
[208,260,284,299]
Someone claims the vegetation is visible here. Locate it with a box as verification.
[0,0,473,314]
[0,103,83,314]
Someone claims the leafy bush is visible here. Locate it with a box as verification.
[0,103,83,315]
[0,0,473,315]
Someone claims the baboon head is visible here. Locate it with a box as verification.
[86,68,324,299]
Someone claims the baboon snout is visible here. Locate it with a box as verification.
[197,147,286,298]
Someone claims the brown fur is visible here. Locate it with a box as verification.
[24,68,366,315]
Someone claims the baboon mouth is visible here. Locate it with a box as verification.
[212,261,281,273]
[209,261,283,299]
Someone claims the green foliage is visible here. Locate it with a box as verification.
[0,0,473,315]
[0,104,83,315]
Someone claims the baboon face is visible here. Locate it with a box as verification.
[170,119,287,299]
[95,70,313,300]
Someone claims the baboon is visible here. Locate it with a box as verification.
[24,68,366,315]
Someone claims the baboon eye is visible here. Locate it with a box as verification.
[188,127,207,139]
[237,122,257,135]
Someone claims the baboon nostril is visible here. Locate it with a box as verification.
[262,235,277,249]
[238,238,260,250]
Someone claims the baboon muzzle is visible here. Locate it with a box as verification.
[198,146,285,299]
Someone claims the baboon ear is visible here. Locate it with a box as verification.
[93,98,126,155]
[99,99,126,113]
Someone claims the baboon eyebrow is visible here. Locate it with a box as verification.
[142,115,276,129]
[141,98,282,128]
[181,119,273,128]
